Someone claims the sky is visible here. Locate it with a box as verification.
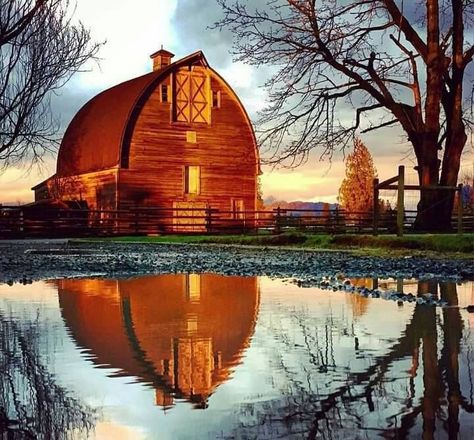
[0,0,473,205]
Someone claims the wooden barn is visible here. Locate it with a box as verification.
[32,49,259,231]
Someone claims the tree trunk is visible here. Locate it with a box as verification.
[413,123,466,232]
[412,134,445,231]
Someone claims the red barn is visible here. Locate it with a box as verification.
[33,49,259,231]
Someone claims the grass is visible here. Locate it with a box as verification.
[76,231,474,256]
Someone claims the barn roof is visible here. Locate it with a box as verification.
[56,51,209,176]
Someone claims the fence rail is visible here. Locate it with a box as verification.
[0,206,472,238]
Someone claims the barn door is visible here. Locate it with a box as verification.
[173,201,207,232]
[174,69,210,124]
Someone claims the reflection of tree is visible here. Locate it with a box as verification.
[0,311,96,439]
[228,281,473,439]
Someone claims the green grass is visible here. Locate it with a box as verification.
[76,232,474,255]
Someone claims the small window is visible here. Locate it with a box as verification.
[161,84,168,102]
[185,165,200,195]
[186,131,197,143]
[212,90,221,108]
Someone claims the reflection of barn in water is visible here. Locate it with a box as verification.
[57,274,259,407]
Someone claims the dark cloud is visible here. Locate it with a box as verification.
[49,82,101,134]
[172,0,233,69]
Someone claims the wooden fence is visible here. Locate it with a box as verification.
[0,205,472,238]
[374,165,469,236]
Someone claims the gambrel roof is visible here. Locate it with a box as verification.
[57,51,211,176]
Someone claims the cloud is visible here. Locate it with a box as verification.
[172,0,233,69]
[72,0,178,88]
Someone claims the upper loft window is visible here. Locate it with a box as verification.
[161,84,168,103]
[173,70,210,124]
[212,90,221,108]
[184,165,200,195]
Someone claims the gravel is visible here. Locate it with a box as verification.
[0,240,472,285]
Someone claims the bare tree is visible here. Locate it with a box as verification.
[0,0,101,169]
[215,0,474,231]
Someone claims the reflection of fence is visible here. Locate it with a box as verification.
[0,205,472,238]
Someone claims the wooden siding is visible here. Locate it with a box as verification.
[35,169,118,210]
[121,66,258,215]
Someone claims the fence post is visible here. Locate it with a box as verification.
[396,165,405,237]
[457,183,463,234]
[275,206,281,234]
[206,206,212,233]
[19,209,24,235]
[373,178,379,236]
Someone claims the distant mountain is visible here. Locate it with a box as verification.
[264,199,339,215]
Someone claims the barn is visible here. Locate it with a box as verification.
[32,49,259,231]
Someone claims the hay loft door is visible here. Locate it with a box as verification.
[173,68,210,124]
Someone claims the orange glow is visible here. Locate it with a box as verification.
[56,274,259,408]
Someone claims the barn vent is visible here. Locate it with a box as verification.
[150,48,175,71]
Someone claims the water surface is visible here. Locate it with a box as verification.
[0,274,473,439]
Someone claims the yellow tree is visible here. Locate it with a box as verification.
[338,138,377,217]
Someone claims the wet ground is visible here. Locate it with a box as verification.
[0,240,473,285]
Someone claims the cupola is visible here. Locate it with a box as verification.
[150,48,175,71]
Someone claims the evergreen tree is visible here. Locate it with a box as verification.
[338,139,377,217]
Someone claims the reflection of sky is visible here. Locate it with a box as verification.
[0,276,473,439]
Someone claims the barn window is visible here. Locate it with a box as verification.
[184,165,200,195]
[212,90,221,108]
[186,131,197,143]
[161,84,168,102]
[174,70,210,123]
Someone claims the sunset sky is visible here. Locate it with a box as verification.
[1,0,472,205]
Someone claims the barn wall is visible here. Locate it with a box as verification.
[121,68,258,215]
[41,169,118,210]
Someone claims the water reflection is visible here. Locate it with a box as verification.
[57,274,260,409]
[1,275,472,439]
[0,310,96,438]
[228,278,473,439]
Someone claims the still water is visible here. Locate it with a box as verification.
[0,274,473,439]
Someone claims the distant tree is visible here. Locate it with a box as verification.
[0,0,102,169]
[338,138,377,217]
[454,168,474,213]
